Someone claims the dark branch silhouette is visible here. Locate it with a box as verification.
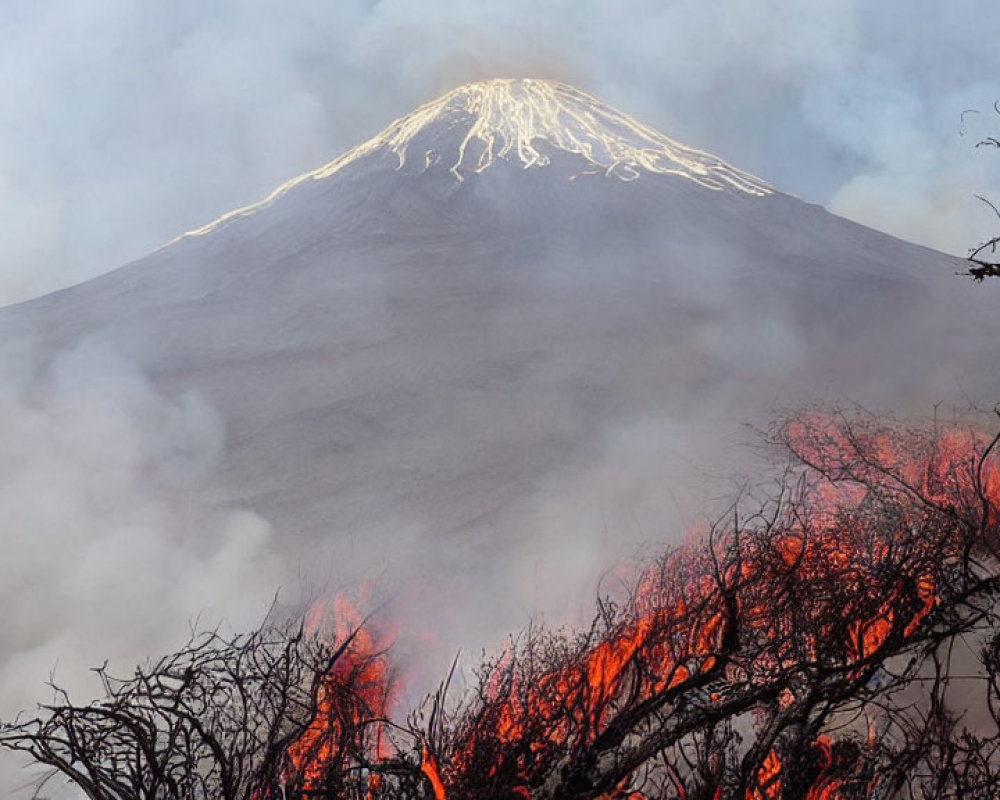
[965,101,1000,281]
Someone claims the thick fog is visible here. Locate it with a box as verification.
[1,1,1000,303]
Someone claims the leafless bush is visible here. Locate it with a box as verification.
[965,102,1000,282]
[0,613,395,800]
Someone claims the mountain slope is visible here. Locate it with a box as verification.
[0,78,996,644]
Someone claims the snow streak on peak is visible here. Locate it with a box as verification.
[400,79,772,190]
[179,79,771,240]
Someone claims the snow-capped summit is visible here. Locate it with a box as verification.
[352,78,771,189]
[181,79,770,239]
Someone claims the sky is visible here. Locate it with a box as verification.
[1,0,1000,305]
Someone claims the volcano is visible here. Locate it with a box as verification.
[0,78,996,636]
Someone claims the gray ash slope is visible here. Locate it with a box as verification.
[1,79,996,606]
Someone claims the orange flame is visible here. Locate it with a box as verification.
[803,736,844,800]
[421,745,448,800]
[750,750,782,800]
[284,597,396,792]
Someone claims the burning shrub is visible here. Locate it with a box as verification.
[4,408,1000,799]
[410,409,1000,800]
[0,613,394,800]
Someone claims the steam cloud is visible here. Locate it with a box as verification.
[1,1,999,303]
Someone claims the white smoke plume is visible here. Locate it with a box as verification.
[0,339,291,796]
